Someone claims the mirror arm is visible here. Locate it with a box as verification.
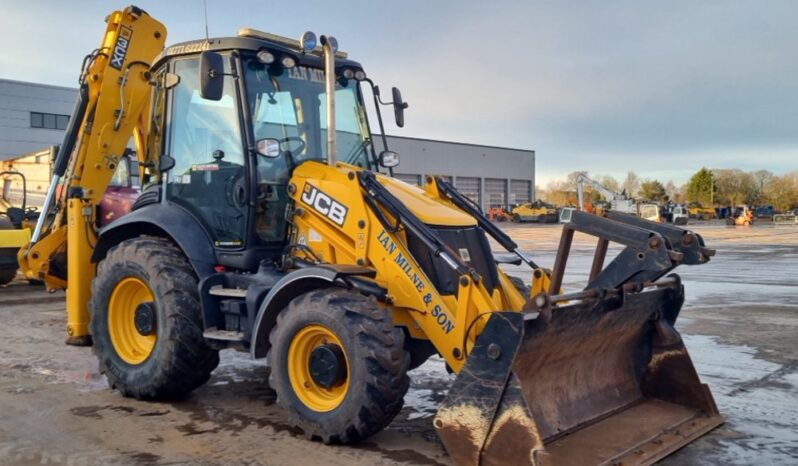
[363,78,390,158]
[208,70,238,79]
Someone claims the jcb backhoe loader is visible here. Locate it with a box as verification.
[18,6,722,465]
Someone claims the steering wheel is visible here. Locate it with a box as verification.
[279,137,306,157]
[224,169,248,208]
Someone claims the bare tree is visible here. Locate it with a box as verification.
[622,171,640,198]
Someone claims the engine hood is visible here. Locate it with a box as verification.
[378,175,476,227]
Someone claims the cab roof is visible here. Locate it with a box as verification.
[151,28,363,71]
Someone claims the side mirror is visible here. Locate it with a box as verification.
[256,138,281,158]
[379,150,400,168]
[391,87,408,128]
[199,51,224,101]
[159,155,175,172]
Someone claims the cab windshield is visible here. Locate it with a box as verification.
[243,57,375,171]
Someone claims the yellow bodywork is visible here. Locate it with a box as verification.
[0,227,30,249]
[287,324,350,412]
[688,206,716,220]
[511,203,557,222]
[288,162,531,371]
[16,7,166,341]
[107,276,156,364]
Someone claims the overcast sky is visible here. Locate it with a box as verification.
[1,1,795,185]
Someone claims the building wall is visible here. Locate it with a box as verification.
[0,79,75,160]
[0,78,536,212]
[383,135,535,210]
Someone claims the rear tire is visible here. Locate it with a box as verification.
[0,218,18,285]
[89,237,219,400]
[268,289,410,444]
[0,266,15,285]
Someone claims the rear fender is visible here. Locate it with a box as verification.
[250,265,377,359]
[91,203,216,278]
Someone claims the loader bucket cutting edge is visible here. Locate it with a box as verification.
[435,282,723,466]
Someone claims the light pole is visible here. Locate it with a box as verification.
[710,169,714,206]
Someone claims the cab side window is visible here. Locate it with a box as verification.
[166,56,247,247]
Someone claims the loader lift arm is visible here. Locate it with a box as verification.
[432,175,540,269]
[18,6,166,344]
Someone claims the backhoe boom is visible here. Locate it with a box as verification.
[18,6,166,344]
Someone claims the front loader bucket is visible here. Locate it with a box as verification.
[435,281,722,466]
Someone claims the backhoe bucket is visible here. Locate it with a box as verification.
[435,280,722,466]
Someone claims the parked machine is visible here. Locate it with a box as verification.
[487,205,511,222]
[511,199,559,223]
[575,173,636,213]
[638,203,662,222]
[727,205,754,226]
[668,204,690,225]
[9,6,723,465]
[688,204,717,220]
[0,171,37,285]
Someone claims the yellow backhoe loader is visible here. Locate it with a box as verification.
[13,6,723,465]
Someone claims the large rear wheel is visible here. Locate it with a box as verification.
[89,237,219,399]
[0,217,18,285]
[268,289,410,443]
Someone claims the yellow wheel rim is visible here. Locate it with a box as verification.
[108,277,156,365]
[287,324,350,412]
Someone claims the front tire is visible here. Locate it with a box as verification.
[268,289,410,444]
[89,237,219,399]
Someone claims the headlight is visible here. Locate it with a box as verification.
[256,50,275,64]
[342,69,354,79]
[281,56,297,68]
[354,70,366,81]
[300,31,317,52]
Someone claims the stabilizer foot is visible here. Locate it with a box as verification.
[65,335,93,347]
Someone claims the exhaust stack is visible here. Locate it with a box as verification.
[321,35,338,166]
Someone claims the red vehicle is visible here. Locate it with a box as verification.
[54,152,140,226]
[99,156,140,226]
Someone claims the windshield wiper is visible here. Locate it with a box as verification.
[342,138,372,165]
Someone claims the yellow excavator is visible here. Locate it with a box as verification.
[11,6,723,465]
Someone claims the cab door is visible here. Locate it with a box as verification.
[163,55,249,249]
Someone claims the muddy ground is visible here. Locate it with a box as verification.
[0,223,796,465]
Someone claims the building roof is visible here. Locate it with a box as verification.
[384,134,534,155]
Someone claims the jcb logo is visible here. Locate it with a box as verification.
[109,27,133,70]
[301,184,348,226]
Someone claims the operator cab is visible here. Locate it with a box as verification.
[145,30,402,271]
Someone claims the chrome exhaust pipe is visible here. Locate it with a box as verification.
[321,35,337,166]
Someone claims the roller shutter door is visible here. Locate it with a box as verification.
[455,177,480,206]
[484,178,507,208]
[510,179,531,205]
[393,173,422,186]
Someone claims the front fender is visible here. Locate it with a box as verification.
[91,202,217,278]
[250,265,377,359]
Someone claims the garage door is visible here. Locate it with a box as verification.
[510,179,531,205]
[455,177,480,206]
[484,178,507,208]
[393,173,422,186]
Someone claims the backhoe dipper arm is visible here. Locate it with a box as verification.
[18,6,166,344]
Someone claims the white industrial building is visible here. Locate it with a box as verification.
[0,78,535,210]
